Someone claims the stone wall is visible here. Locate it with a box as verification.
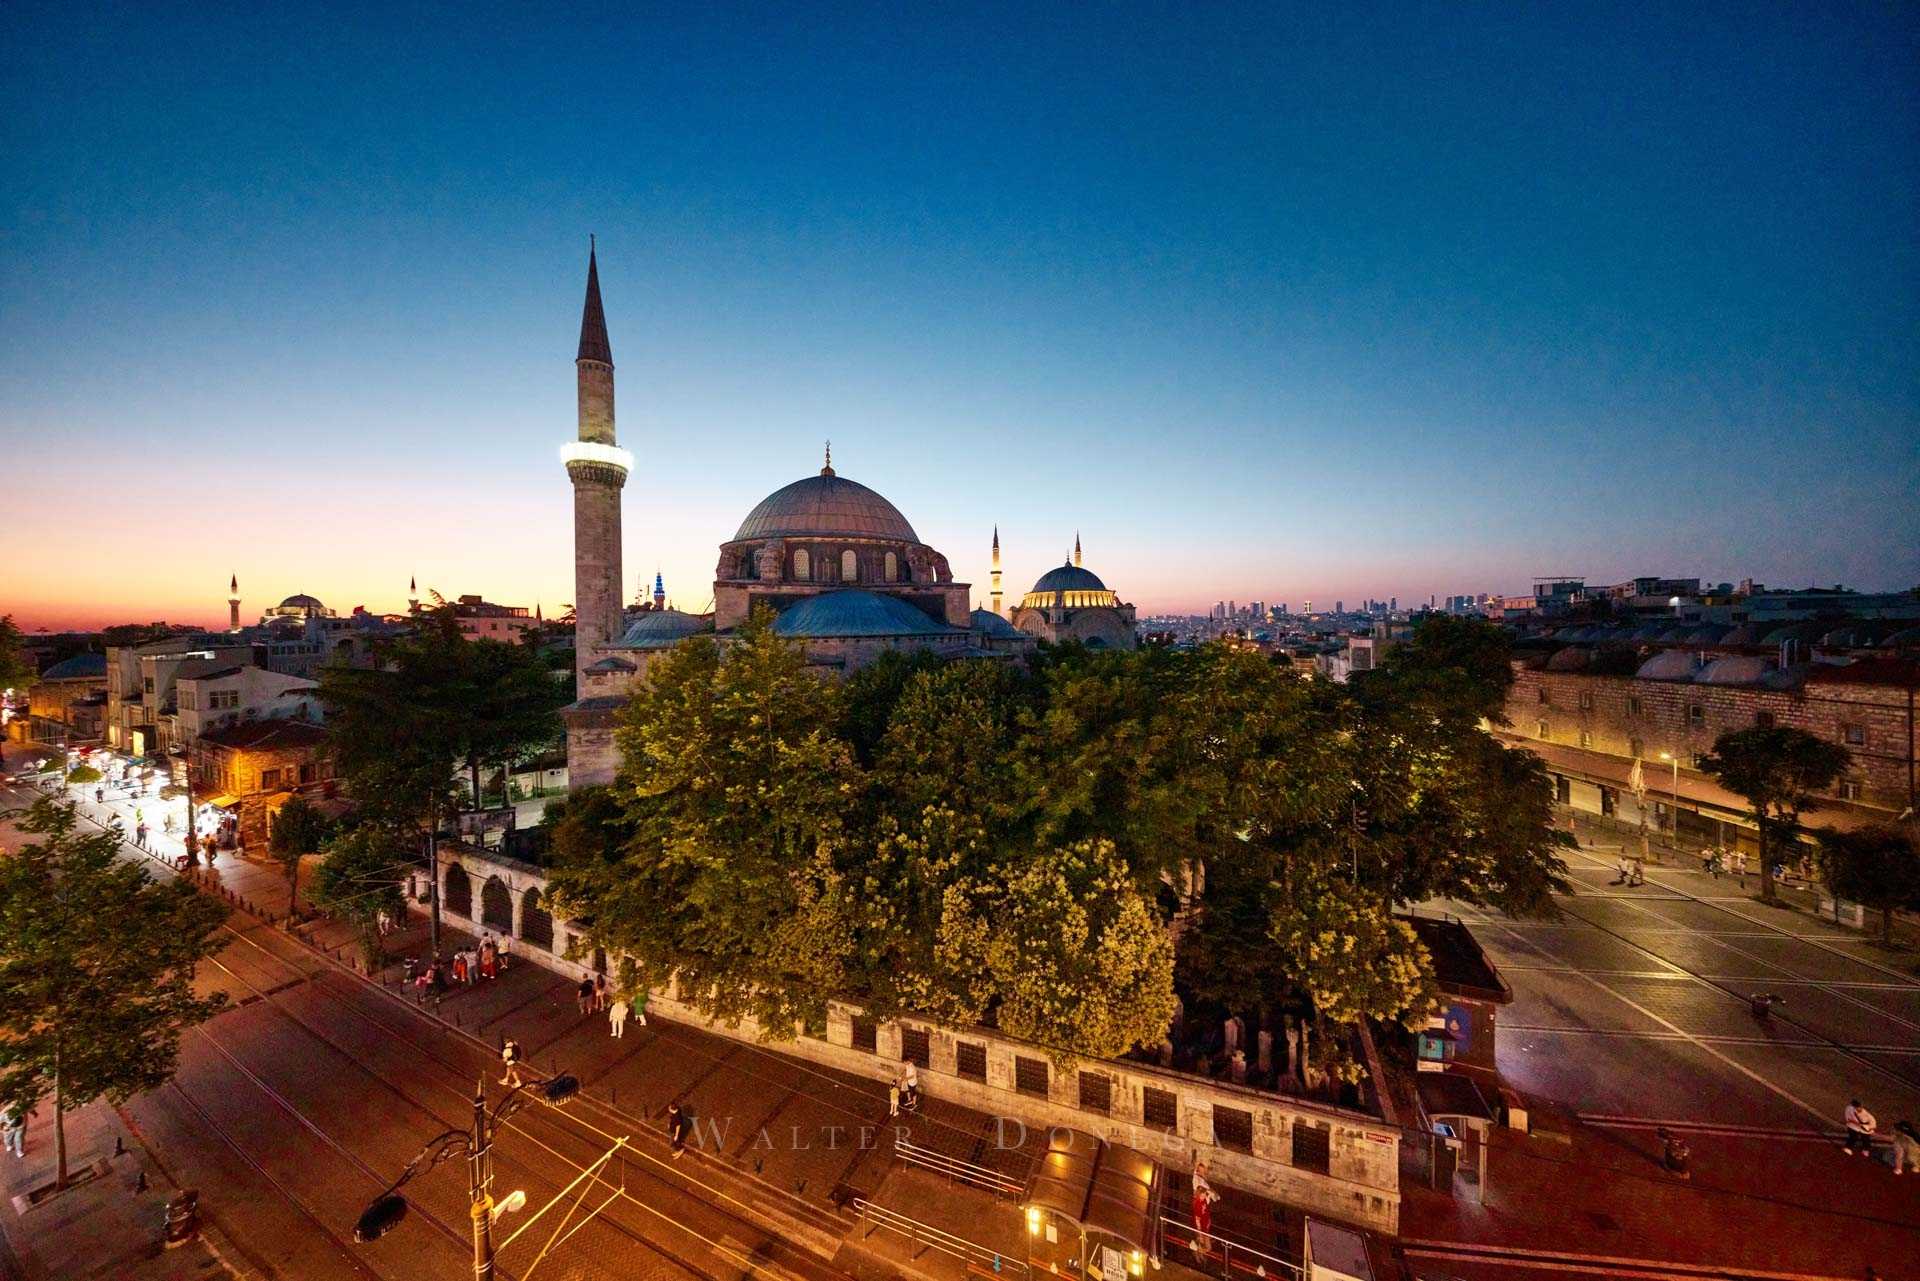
[1507,663,1915,812]
[431,844,1402,1234]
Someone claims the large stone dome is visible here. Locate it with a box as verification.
[1029,563,1109,595]
[734,468,919,543]
[278,593,325,611]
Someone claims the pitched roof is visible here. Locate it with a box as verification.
[577,243,612,365]
[198,720,328,751]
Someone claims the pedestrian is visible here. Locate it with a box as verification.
[576,977,594,1014]
[1844,1099,1877,1156]
[667,1102,689,1159]
[1628,856,1646,887]
[633,986,649,1026]
[888,1077,901,1118]
[1891,1121,1920,1176]
[451,952,469,985]
[1612,855,1630,886]
[136,821,148,847]
[499,1038,523,1089]
[1,1106,24,1158]
[902,1061,920,1112]
[609,995,630,1039]
[496,933,512,970]
[479,939,498,980]
[593,973,608,1012]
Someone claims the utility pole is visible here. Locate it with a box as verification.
[467,1078,496,1281]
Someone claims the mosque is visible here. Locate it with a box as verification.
[559,248,1136,787]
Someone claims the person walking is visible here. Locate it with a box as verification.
[609,995,630,1039]
[2,1106,24,1158]
[1844,1099,1877,1155]
[1628,856,1646,887]
[1892,1121,1920,1175]
[593,974,608,1012]
[888,1077,901,1118]
[1611,855,1630,886]
[451,951,469,986]
[1732,849,1749,887]
[499,1038,524,1089]
[633,986,649,1026]
[667,1102,689,1159]
[576,977,594,1014]
[902,1061,920,1112]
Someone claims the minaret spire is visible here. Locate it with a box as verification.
[990,526,1003,617]
[1074,532,1082,567]
[577,238,612,366]
[228,574,240,631]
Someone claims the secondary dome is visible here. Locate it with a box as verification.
[734,468,919,543]
[1022,561,1117,609]
[772,590,958,638]
[613,609,712,650]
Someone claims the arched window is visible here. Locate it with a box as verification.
[841,549,858,582]
[884,551,897,582]
[444,864,472,918]
[520,887,553,950]
[481,875,513,933]
[793,548,810,580]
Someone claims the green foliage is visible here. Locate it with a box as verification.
[549,615,1570,1065]
[1701,727,1852,902]
[1815,824,1920,944]
[64,764,102,786]
[310,826,409,970]
[0,616,32,691]
[267,796,334,915]
[0,799,228,1186]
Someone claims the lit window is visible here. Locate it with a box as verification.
[793,549,810,580]
[1843,724,1865,746]
[885,551,897,581]
[841,549,858,582]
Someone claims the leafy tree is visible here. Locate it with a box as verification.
[548,609,862,1033]
[1815,824,1920,944]
[1701,728,1852,904]
[947,838,1177,1059]
[310,826,409,970]
[64,764,101,786]
[838,648,946,767]
[267,795,334,916]
[0,615,32,691]
[0,799,227,1187]
[1369,613,1516,728]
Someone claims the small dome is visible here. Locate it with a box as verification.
[735,472,918,543]
[970,609,1023,638]
[1636,650,1702,681]
[1030,563,1109,595]
[1698,656,1775,685]
[772,590,958,639]
[1544,647,1591,672]
[40,653,106,680]
[613,609,712,650]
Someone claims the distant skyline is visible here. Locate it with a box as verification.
[4,4,1917,632]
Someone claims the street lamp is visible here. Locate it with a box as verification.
[354,1072,579,1279]
[1657,751,1680,843]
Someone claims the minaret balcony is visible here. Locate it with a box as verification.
[560,441,632,486]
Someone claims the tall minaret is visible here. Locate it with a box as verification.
[652,571,666,611]
[408,575,418,614]
[562,239,629,683]
[1074,532,1083,568]
[228,574,240,631]
[990,527,1003,617]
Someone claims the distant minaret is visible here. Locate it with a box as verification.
[228,574,240,631]
[562,239,629,683]
[1074,532,1083,568]
[653,571,666,612]
[990,527,1003,617]
[408,575,418,614]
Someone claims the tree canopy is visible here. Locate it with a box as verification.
[0,615,32,691]
[0,799,228,1187]
[268,795,335,916]
[1815,823,1920,944]
[310,825,410,970]
[548,613,1569,1071]
[1701,727,1852,903]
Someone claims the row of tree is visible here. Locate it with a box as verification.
[544,611,1573,1069]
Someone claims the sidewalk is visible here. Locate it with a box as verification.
[0,1093,234,1281]
[1400,1110,1920,1279]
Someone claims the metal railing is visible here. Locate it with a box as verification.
[894,1137,1024,1198]
[853,1197,1028,1279]
[1158,1211,1304,1281]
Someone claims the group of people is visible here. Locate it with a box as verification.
[887,1063,921,1116]
[1610,854,1648,887]
[409,934,511,993]
[1699,846,1751,884]
[1843,1099,1920,1174]
[576,973,648,1037]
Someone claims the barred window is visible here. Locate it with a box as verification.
[1077,1071,1111,1114]
[1212,1105,1253,1152]
[852,1015,878,1053]
[956,1041,986,1082]
[1142,1086,1177,1132]
[1292,1122,1330,1174]
[1014,1055,1049,1097]
[900,1026,930,1068]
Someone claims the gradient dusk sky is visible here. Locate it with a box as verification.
[3,3,1916,631]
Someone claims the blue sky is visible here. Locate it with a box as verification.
[3,2,1915,627]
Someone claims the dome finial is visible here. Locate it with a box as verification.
[821,440,834,477]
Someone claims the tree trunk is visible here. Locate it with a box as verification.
[287,855,300,917]
[1757,825,1775,904]
[53,1049,67,1190]
[469,760,482,813]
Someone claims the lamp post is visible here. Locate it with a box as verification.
[1657,751,1680,843]
[355,1072,578,1280]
